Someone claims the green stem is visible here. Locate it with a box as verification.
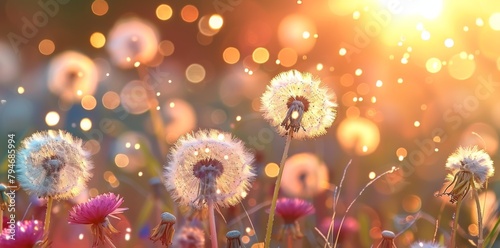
[43,196,53,243]
[208,198,218,248]
[264,133,293,248]
[473,189,484,248]
[450,199,463,248]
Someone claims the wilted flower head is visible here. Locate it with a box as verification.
[439,146,494,203]
[150,212,176,246]
[410,241,445,248]
[260,70,337,139]
[16,130,93,200]
[164,130,255,209]
[274,198,315,239]
[377,230,397,248]
[172,223,205,248]
[0,220,44,248]
[68,193,128,248]
[226,230,242,248]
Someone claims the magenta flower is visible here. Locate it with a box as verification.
[273,198,315,239]
[68,193,128,248]
[0,220,44,248]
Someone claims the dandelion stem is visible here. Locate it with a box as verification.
[473,188,484,248]
[450,198,463,248]
[287,233,293,248]
[43,196,53,243]
[264,133,293,248]
[0,210,3,231]
[208,198,219,248]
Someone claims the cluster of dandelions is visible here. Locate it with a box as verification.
[1,130,128,248]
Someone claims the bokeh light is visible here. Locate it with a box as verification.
[156,4,173,21]
[181,5,199,23]
[39,39,55,55]
[45,111,60,126]
[90,32,106,48]
[223,47,240,64]
[91,0,109,16]
[185,63,206,83]
[337,117,381,155]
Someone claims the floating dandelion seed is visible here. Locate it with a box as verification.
[164,129,255,208]
[172,223,205,248]
[0,220,44,248]
[260,70,336,139]
[274,198,315,240]
[150,212,176,246]
[16,130,93,200]
[438,146,494,203]
[68,193,128,248]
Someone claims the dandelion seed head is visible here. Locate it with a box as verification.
[261,70,336,139]
[164,130,255,209]
[16,130,93,200]
[445,146,494,187]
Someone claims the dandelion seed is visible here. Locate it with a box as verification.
[68,193,128,248]
[260,70,337,139]
[16,130,93,200]
[438,146,494,203]
[226,230,243,248]
[377,230,397,248]
[164,130,255,209]
[274,198,315,240]
[0,220,44,248]
[150,212,176,246]
[172,223,205,248]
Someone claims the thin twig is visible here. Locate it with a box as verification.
[325,159,352,248]
[315,227,333,248]
[333,167,399,248]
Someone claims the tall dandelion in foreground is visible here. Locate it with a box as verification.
[164,129,255,248]
[15,130,93,244]
[437,146,494,248]
[261,70,336,247]
[68,193,128,248]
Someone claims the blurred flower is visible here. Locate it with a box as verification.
[260,70,336,139]
[16,130,93,200]
[377,230,397,248]
[410,241,445,248]
[226,230,242,248]
[150,212,176,246]
[319,216,359,242]
[440,146,494,203]
[281,153,329,198]
[47,51,98,102]
[68,193,128,248]
[106,17,159,68]
[164,130,255,209]
[172,223,205,248]
[0,220,44,248]
[274,198,315,239]
[0,184,9,211]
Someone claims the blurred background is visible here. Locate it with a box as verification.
[1,0,500,247]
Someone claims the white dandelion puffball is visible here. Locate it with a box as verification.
[410,241,445,248]
[47,51,98,103]
[261,70,337,139]
[164,130,255,208]
[106,17,159,69]
[16,130,93,199]
[446,146,494,188]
